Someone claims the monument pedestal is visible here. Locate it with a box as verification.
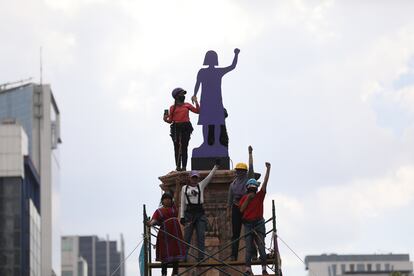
[191,142,230,170]
[159,169,245,276]
[191,156,230,170]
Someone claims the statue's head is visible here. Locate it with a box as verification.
[203,50,218,66]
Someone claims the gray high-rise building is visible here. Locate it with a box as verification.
[0,82,62,276]
[305,254,414,276]
[61,235,125,276]
[0,123,41,276]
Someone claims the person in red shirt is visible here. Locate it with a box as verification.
[164,88,200,171]
[147,183,185,276]
[239,162,271,275]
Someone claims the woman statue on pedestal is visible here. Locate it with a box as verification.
[192,48,240,158]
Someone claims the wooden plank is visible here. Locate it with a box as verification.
[148,258,276,268]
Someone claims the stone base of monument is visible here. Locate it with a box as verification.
[159,170,243,276]
[191,156,230,170]
[157,170,278,276]
[191,142,229,170]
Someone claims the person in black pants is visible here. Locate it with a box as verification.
[227,145,257,260]
[164,87,199,171]
[180,162,220,261]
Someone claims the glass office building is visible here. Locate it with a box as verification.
[0,123,41,276]
[0,83,62,276]
[61,235,125,276]
[0,84,34,154]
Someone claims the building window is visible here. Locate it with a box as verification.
[51,122,58,149]
[367,264,372,271]
[350,264,355,272]
[385,263,390,271]
[332,264,337,276]
[357,263,365,271]
[341,264,346,273]
[376,263,381,271]
[62,238,73,251]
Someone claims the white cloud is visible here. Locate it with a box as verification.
[43,0,109,15]
[118,81,143,113]
[359,28,414,99]
[272,0,338,42]
[349,27,414,138]
[118,80,157,113]
[260,165,414,274]
[361,81,382,103]
[263,165,414,249]
[42,31,77,67]
[110,0,265,74]
[316,165,414,218]
[399,85,414,111]
[264,194,305,236]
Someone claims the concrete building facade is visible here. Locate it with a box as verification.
[61,235,125,276]
[305,254,414,276]
[0,83,62,276]
[0,123,41,276]
[61,236,89,276]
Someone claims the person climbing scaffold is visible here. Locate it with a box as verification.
[147,183,186,276]
[240,162,272,275]
[180,160,220,262]
[227,145,257,261]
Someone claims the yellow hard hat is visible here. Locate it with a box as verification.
[235,163,248,170]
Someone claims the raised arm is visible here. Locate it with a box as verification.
[219,48,240,75]
[187,99,200,114]
[260,162,271,193]
[247,145,254,179]
[199,164,218,190]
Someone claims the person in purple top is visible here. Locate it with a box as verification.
[192,48,240,158]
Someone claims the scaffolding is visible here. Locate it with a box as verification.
[142,200,282,276]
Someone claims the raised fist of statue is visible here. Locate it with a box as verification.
[234,48,240,54]
[265,162,271,169]
[248,145,253,153]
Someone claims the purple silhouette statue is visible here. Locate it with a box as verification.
[191,48,240,169]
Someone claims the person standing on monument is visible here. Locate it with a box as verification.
[191,48,239,150]
[239,162,271,276]
[227,145,255,261]
[147,184,186,276]
[180,161,220,261]
[164,87,199,171]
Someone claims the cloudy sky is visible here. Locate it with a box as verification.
[2,0,414,275]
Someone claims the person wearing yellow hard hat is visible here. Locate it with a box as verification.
[227,145,257,261]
